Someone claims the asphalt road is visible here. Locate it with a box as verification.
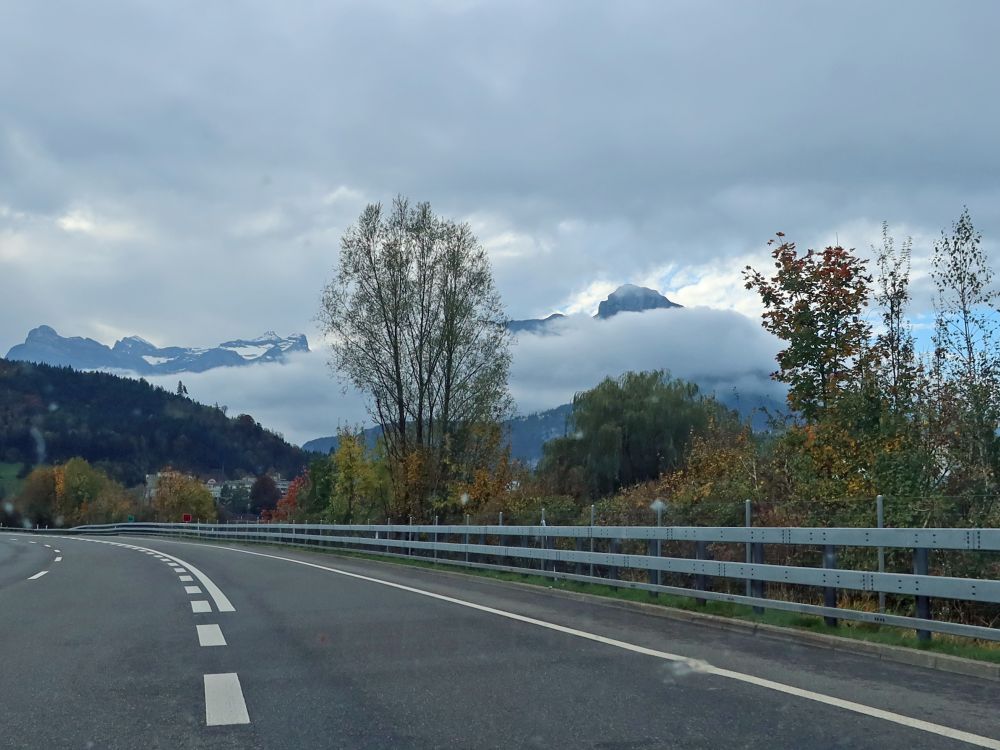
[1,532,998,749]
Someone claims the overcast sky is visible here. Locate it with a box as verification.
[3,1,999,442]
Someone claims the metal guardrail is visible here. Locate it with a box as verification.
[9,521,1000,643]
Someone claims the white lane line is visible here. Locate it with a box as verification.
[196,624,227,647]
[28,541,36,544]
[54,549,60,553]
[185,585,203,595]
[179,575,194,582]
[212,545,1000,750]
[81,538,235,613]
[43,544,51,548]
[27,571,48,580]
[204,673,249,726]
[54,556,62,562]
[191,600,212,613]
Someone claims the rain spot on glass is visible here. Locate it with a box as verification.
[47,402,59,412]
[29,426,46,464]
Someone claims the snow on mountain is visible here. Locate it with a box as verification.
[4,326,310,374]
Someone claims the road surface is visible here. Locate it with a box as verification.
[1,532,998,749]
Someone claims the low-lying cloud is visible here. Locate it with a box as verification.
[139,306,783,445]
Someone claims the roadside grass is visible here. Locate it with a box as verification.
[172,533,1000,665]
[0,463,23,499]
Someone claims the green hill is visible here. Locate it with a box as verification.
[0,359,307,486]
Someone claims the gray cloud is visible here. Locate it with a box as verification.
[2,1,999,423]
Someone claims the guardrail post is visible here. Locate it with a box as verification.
[650,499,664,598]
[750,541,764,614]
[913,547,932,641]
[498,512,503,566]
[877,494,886,614]
[823,544,838,627]
[610,537,620,591]
[574,537,584,576]
[744,499,752,598]
[408,515,414,558]
[589,505,595,578]
[464,514,470,563]
[433,516,438,562]
[539,508,555,572]
[695,540,709,605]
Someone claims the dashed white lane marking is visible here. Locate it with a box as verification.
[202,545,1000,750]
[191,600,211,613]
[27,571,48,580]
[81,538,235,613]
[28,541,36,544]
[179,575,194,582]
[196,624,227,647]
[54,549,60,553]
[204,673,249,726]
[43,544,51,548]
[185,585,203,595]
[54,556,62,562]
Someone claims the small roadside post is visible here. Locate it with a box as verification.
[649,498,665,597]
[876,494,886,613]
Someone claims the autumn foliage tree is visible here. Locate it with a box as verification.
[154,471,216,522]
[14,458,133,527]
[273,473,309,521]
[744,235,872,421]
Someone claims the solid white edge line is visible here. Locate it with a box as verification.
[27,570,48,580]
[204,673,249,725]
[196,624,227,647]
[199,544,1000,750]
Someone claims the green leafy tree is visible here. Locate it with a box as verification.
[540,371,735,499]
[929,208,1000,497]
[249,475,281,515]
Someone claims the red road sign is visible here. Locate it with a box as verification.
[182,513,193,523]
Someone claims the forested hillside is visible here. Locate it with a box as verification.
[0,359,307,486]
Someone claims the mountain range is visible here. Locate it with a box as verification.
[5,326,309,374]
[506,283,681,334]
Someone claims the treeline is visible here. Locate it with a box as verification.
[0,360,307,486]
[292,209,1000,534]
[4,458,216,527]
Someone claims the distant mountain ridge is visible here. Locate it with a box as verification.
[507,284,680,334]
[302,389,780,467]
[5,326,308,374]
[300,404,575,465]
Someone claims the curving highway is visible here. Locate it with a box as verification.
[1,533,998,749]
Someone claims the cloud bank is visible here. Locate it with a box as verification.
[136,307,783,445]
